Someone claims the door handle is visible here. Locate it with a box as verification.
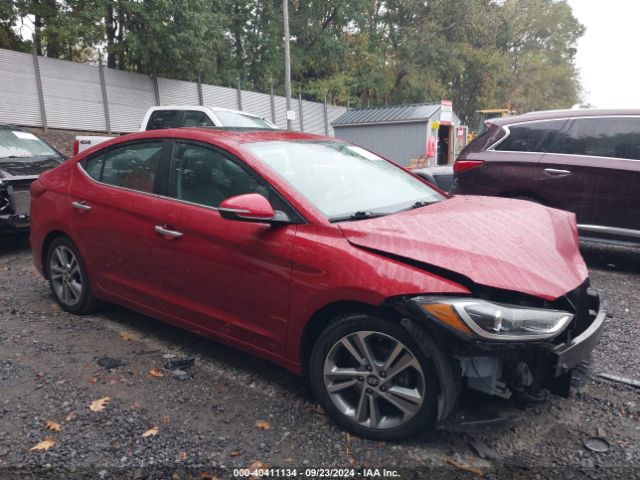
[544,168,572,177]
[155,225,183,239]
[71,201,92,211]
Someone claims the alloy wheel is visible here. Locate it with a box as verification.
[323,331,426,430]
[49,245,83,307]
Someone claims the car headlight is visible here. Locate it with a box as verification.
[412,297,573,341]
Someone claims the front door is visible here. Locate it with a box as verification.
[150,140,298,354]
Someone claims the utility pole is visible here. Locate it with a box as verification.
[283,0,294,130]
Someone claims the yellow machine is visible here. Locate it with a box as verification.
[468,108,516,141]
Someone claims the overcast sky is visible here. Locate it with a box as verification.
[567,0,640,108]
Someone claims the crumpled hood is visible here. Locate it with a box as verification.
[338,196,588,300]
[0,157,63,179]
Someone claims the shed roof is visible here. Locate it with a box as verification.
[332,103,442,127]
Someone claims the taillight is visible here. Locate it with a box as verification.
[73,140,79,156]
[453,160,484,174]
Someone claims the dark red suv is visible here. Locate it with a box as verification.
[29,128,605,440]
[451,109,640,247]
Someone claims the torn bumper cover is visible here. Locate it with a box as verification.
[544,289,605,378]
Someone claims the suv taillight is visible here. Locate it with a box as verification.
[453,160,484,174]
[72,140,79,156]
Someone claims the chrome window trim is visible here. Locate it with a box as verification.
[488,115,640,161]
[578,224,640,239]
[76,163,160,200]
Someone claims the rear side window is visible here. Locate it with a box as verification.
[495,120,566,153]
[147,110,183,130]
[183,111,214,127]
[559,117,640,160]
[82,141,164,194]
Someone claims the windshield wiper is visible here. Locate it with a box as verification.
[329,210,388,223]
[411,200,434,209]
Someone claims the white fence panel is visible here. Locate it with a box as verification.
[39,56,106,131]
[301,100,325,135]
[0,49,42,126]
[104,69,156,132]
[158,78,199,106]
[242,91,272,122]
[201,84,238,110]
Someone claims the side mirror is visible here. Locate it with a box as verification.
[218,193,276,223]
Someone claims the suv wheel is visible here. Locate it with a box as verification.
[46,236,98,314]
[309,314,440,440]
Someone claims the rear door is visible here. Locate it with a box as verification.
[149,140,299,353]
[539,116,640,232]
[68,139,173,306]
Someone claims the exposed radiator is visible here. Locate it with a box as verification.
[10,188,31,215]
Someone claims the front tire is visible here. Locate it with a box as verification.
[309,314,440,441]
[46,236,98,314]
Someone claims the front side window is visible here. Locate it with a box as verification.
[82,141,164,194]
[559,117,640,160]
[170,142,269,208]
[495,120,566,153]
[244,140,444,220]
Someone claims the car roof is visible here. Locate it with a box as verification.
[147,105,268,120]
[489,108,640,126]
[112,127,334,147]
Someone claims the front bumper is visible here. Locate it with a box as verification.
[544,288,605,377]
[0,213,30,230]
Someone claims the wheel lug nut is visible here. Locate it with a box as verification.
[357,376,363,382]
[380,371,386,377]
[380,386,387,391]
[366,366,372,371]
[366,388,372,394]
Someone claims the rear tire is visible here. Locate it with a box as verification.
[46,236,99,314]
[309,314,441,441]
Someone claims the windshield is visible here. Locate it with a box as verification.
[245,140,445,220]
[0,129,58,160]
[213,110,276,129]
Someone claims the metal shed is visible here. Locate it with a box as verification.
[331,102,465,167]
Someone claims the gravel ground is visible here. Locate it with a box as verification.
[0,235,639,479]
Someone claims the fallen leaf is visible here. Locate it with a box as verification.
[55,380,66,385]
[444,458,484,477]
[89,397,111,412]
[88,377,98,384]
[36,372,44,379]
[249,461,268,469]
[311,404,325,415]
[230,450,242,457]
[177,450,187,461]
[130,401,141,410]
[148,368,164,378]
[142,427,159,437]
[345,432,352,444]
[65,412,77,422]
[200,473,220,480]
[43,420,61,432]
[119,331,137,341]
[160,415,171,424]
[29,438,56,451]
[255,420,270,430]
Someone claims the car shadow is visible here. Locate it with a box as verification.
[580,242,640,274]
[95,302,309,398]
[0,232,30,257]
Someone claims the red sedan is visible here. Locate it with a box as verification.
[29,128,605,440]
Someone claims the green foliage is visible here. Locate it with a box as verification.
[3,0,584,122]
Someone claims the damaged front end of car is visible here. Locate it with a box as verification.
[0,179,33,230]
[388,280,606,422]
